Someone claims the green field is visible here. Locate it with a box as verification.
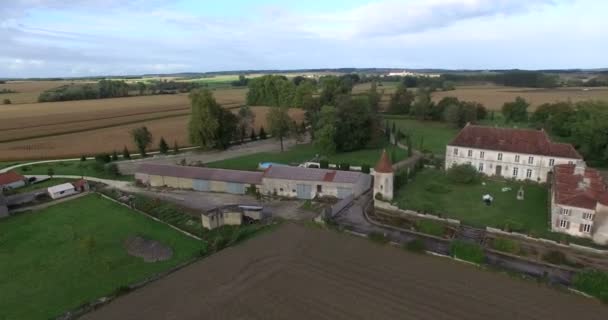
[17,160,133,180]
[206,143,408,171]
[383,116,459,155]
[8,178,74,194]
[395,169,549,233]
[0,194,201,319]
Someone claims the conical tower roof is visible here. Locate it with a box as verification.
[374,149,393,173]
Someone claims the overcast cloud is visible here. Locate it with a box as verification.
[0,0,605,78]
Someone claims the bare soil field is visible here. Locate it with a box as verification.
[0,107,303,160]
[432,85,608,110]
[0,80,95,104]
[82,223,608,320]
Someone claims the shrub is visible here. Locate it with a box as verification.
[122,146,131,159]
[374,192,384,201]
[368,231,389,244]
[259,126,267,139]
[404,239,426,253]
[319,159,329,169]
[541,250,568,265]
[104,163,120,177]
[159,137,169,154]
[447,164,480,184]
[95,153,111,164]
[491,238,521,255]
[415,220,445,237]
[339,163,350,171]
[111,150,119,161]
[47,168,54,177]
[573,270,608,303]
[450,240,485,264]
[3,99,11,105]
[21,165,29,172]
[361,164,370,174]
[80,155,86,162]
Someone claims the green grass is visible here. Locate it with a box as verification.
[415,219,446,237]
[207,143,408,171]
[383,116,459,155]
[0,161,21,170]
[451,240,485,264]
[0,194,202,319]
[8,178,74,194]
[18,160,133,180]
[395,169,549,233]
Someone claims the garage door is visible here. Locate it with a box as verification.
[226,182,246,194]
[193,179,210,191]
[337,187,353,199]
[296,184,313,199]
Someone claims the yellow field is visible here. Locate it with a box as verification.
[0,80,96,104]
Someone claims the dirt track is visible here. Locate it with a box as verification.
[82,223,608,320]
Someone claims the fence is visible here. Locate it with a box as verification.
[374,200,461,225]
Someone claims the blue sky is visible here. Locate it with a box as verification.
[0,0,606,78]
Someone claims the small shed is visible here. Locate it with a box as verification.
[0,171,26,190]
[48,183,77,199]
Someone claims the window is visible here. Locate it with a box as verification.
[549,159,555,166]
[559,219,570,229]
[454,148,458,156]
[478,163,484,172]
[583,212,594,220]
[512,167,518,177]
[498,153,503,161]
[568,161,573,165]
[279,188,284,192]
[515,155,520,163]
[480,151,485,159]
[317,185,322,193]
[468,150,473,157]
[526,169,532,179]
[528,156,534,164]
[560,207,572,216]
[582,224,592,233]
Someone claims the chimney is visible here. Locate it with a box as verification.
[574,160,586,176]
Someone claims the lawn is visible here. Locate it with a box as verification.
[0,194,202,319]
[394,169,549,233]
[206,143,408,171]
[17,160,133,180]
[383,116,459,155]
[8,177,74,194]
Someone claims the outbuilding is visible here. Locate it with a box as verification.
[0,171,26,191]
[47,183,78,199]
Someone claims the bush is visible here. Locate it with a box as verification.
[491,238,521,254]
[375,192,384,201]
[541,250,568,265]
[95,153,111,164]
[80,155,86,162]
[3,99,11,105]
[404,239,426,253]
[450,240,485,264]
[339,163,350,171]
[361,163,370,174]
[573,270,608,303]
[447,164,480,184]
[319,159,329,169]
[111,150,119,161]
[104,163,120,177]
[415,220,445,237]
[368,231,389,244]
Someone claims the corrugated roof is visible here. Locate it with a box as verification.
[449,125,582,159]
[263,165,363,184]
[553,164,608,210]
[137,164,264,185]
[48,183,75,194]
[0,171,25,186]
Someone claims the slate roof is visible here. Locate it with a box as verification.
[0,171,25,186]
[449,125,582,159]
[263,165,363,184]
[374,149,393,173]
[553,164,608,210]
[138,164,264,185]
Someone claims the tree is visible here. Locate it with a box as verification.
[410,88,432,120]
[334,95,376,152]
[80,155,86,162]
[237,105,255,143]
[267,106,293,152]
[368,81,381,112]
[136,82,146,95]
[130,126,152,157]
[159,137,169,154]
[122,146,131,159]
[111,150,118,161]
[385,121,391,141]
[443,104,461,128]
[388,84,414,114]
[3,99,11,105]
[259,126,267,139]
[47,168,54,178]
[502,97,529,123]
[189,89,220,149]
[173,140,179,154]
[250,128,256,141]
[531,101,575,136]
[313,106,337,155]
[215,110,238,149]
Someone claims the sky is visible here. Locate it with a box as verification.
[0,0,607,78]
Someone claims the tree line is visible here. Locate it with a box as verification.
[442,71,560,88]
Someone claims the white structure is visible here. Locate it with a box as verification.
[372,150,394,201]
[0,171,26,190]
[387,70,440,78]
[551,163,608,244]
[202,205,266,230]
[47,183,77,199]
[445,124,582,183]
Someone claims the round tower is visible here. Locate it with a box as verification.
[373,149,394,201]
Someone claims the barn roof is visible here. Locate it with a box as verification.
[449,125,582,159]
[263,165,363,184]
[553,164,608,210]
[0,171,25,186]
[137,164,264,185]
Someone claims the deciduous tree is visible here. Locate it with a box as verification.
[130,126,152,157]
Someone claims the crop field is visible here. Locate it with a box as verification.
[81,223,608,320]
[432,85,608,110]
[0,194,201,319]
[0,80,96,104]
[0,106,303,160]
